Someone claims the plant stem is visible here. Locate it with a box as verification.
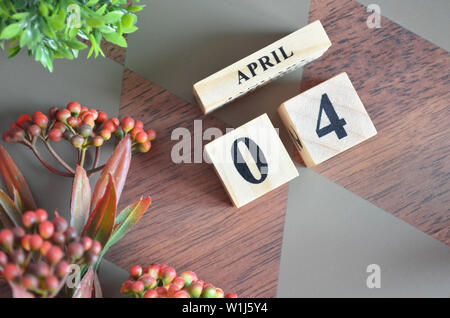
[23,142,74,178]
[86,164,105,176]
[92,147,100,170]
[79,148,86,168]
[43,140,76,174]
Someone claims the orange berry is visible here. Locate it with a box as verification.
[99,129,111,140]
[39,221,54,239]
[66,102,81,115]
[138,140,151,153]
[103,121,116,133]
[135,131,148,144]
[35,209,48,222]
[121,117,135,133]
[48,128,63,142]
[56,109,71,122]
[97,111,107,123]
[146,129,156,141]
[92,136,104,147]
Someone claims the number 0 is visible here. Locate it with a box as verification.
[231,137,268,184]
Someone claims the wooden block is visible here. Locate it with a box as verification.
[278,72,377,167]
[193,20,332,114]
[204,113,298,208]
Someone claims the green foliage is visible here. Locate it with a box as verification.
[0,0,145,71]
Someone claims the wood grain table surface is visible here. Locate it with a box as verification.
[298,0,449,245]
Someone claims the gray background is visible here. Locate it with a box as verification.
[0,0,448,297]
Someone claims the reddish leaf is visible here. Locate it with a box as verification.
[82,174,117,246]
[0,189,22,227]
[0,145,36,211]
[70,166,91,234]
[91,135,131,211]
[73,267,94,298]
[9,282,35,298]
[100,197,151,260]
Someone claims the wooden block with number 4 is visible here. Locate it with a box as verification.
[278,72,377,167]
[204,113,298,208]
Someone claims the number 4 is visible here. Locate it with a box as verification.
[316,93,347,139]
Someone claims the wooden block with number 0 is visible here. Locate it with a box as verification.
[278,72,377,167]
[204,113,298,208]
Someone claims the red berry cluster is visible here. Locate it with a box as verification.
[0,209,101,297]
[121,264,238,298]
[2,102,156,153]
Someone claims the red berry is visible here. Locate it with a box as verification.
[10,127,25,141]
[22,211,37,228]
[138,274,156,289]
[22,274,38,289]
[173,276,185,289]
[134,121,144,130]
[225,293,238,298]
[85,251,98,264]
[67,242,84,260]
[9,249,25,266]
[64,227,77,243]
[71,135,85,148]
[52,215,68,233]
[91,240,102,254]
[215,288,224,298]
[39,221,54,239]
[0,229,14,250]
[55,261,70,277]
[67,102,81,115]
[89,109,98,120]
[146,264,161,279]
[130,127,142,140]
[155,287,168,297]
[120,281,133,294]
[121,117,135,133]
[0,251,8,266]
[83,114,95,127]
[80,106,88,113]
[40,241,52,256]
[11,227,25,239]
[135,131,148,144]
[56,109,71,122]
[67,116,79,128]
[27,124,41,137]
[143,289,158,298]
[35,209,48,223]
[80,237,92,251]
[2,131,12,143]
[161,267,177,284]
[45,276,59,292]
[93,136,104,147]
[17,114,32,126]
[32,261,50,278]
[103,121,116,133]
[131,281,144,294]
[49,107,59,120]
[48,128,63,142]
[138,140,151,153]
[180,271,198,287]
[32,111,48,129]
[99,129,111,140]
[129,265,142,279]
[46,246,63,264]
[189,281,204,298]
[30,234,43,250]
[111,117,120,127]
[2,263,20,280]
[146,129,156,141]
[97,111,107,123]
[173,290,189,298]
[51,232,65,246]
[53,122,66,132]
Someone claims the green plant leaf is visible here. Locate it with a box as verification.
[122,26,138,34]
[127,5,145,13]
[11,12,29,20]
[0,145,37,211]
[7,45,20,58]
[103,31,127,47]
[95,4,107,16]
[91,136,131,211]
[103,11,123,24]
[82,174,116,246]
[72,267,94,298]
[86,17,105,28]
[0,189,22,227]
[70,166,91,235]
[0,23,22,39]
